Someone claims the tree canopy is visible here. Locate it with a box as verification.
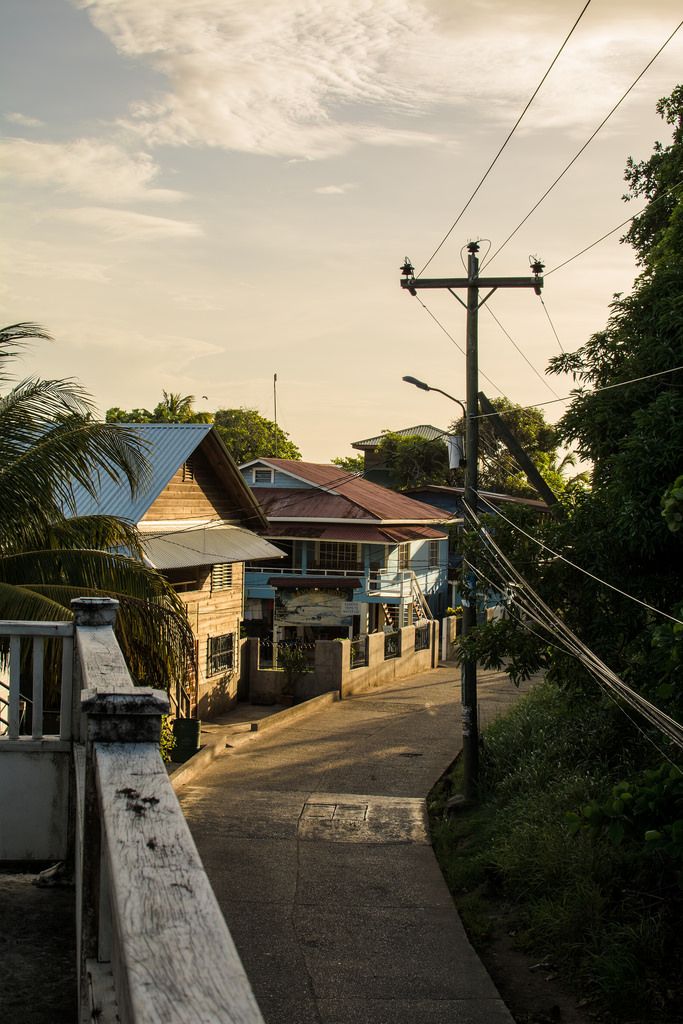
[212,408,301,464]
[106,399,301,464]
[106,391,212,424]
[373,399,570,496]
[463,85,683,723]
[330,453,365,474]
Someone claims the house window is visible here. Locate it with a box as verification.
[163,567,200,593]
[253,467,274,484]
[397,543,410,571]
[428,541,440,568]
[207,633,235,676]
[211,562,233,591]
[316,542,360,571]
[182,461,195,482]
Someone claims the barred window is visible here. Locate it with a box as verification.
[211,562,233,591]
[429,541,440,568]
[207,633,235,676]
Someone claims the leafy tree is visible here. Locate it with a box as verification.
[0,324,195,698]
[374,400,568,496]
[330,454,365,474]
[375,431,450,489]
[450,396,564,496]
[462,86,683,721]
[213,407,301,464]
[106,391,212,424]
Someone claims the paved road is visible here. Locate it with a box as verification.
[179,665,530,1024]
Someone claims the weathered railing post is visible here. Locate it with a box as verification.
[72,597,169,1024]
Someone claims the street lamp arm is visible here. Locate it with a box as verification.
[402,375,466,419]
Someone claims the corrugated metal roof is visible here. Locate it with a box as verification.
[351,425,445,450]
[141,523,284,570]
[70,423,215,522]
[264,523,447,543]
[256,488,368,521]
[259,460,448,523]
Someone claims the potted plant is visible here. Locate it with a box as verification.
[278,645,310,705]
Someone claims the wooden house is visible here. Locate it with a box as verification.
[71,423,283,717]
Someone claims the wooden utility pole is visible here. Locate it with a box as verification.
[400,244,544,802]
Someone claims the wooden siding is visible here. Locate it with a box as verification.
[142,449,243,522]
[177,563,244,717]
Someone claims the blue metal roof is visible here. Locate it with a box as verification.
[70,423,215,522]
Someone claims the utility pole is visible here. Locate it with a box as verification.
[400,244,544,802]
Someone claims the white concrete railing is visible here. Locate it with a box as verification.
[1,600,264,1024]
[71,597,265,1024]
[0,620,74,740]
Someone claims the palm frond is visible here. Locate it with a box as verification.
[0,548,170,595]
[0,417,150,548]
[0,324,53,382]
[0,580,74,621]
[40,515,144,559]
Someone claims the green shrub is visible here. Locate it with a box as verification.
[429,680,683,1020]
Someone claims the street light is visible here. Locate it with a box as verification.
[402,376,466,420]
[402,372,479,805]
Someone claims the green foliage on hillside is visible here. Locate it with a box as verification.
[442,86,683,1020]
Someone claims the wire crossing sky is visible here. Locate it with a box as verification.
[1,1,682,461]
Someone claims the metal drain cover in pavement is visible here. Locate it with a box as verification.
[298,793,429,844]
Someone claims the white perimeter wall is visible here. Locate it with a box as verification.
[0,745,70,860]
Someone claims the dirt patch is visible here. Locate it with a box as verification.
[469,908,599,1024]
[0,867,76,1024]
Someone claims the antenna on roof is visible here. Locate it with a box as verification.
[273,373,278,457]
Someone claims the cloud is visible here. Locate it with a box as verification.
[5,111,45,128]
[0,137,184,202]
[50,206,203,241]
[76,0,445,157]
[8,250,111,283]
[73,0,675,160]
[315,183,357,195]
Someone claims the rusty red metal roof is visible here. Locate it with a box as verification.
[258,461,448,522]
[263,522,447,543]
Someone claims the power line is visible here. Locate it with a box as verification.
[463,501,683,749]
[483,18,683,269]
[413,295,504,395]
[417,0,593,276]
[538,296,565,354]
[484,303,561,396]
[476,492,683,626]
[471,364,683,418]
[472,549,682,766]
[546,178,683,277]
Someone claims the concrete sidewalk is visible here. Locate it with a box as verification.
[178,664,532,1024]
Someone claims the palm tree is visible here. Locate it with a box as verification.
[152,391,212,424]
[0,323,195,706]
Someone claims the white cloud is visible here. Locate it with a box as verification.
[73,0,674,160]
[75,0,446,157]
[0,137,184,203]
[49,206,203,241]
[8,251,111,283]
[5,111,45,128]
[315,183,357,195]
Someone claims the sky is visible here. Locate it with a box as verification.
[1,0,682,462]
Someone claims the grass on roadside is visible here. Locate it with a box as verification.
[428,680,683,1023]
